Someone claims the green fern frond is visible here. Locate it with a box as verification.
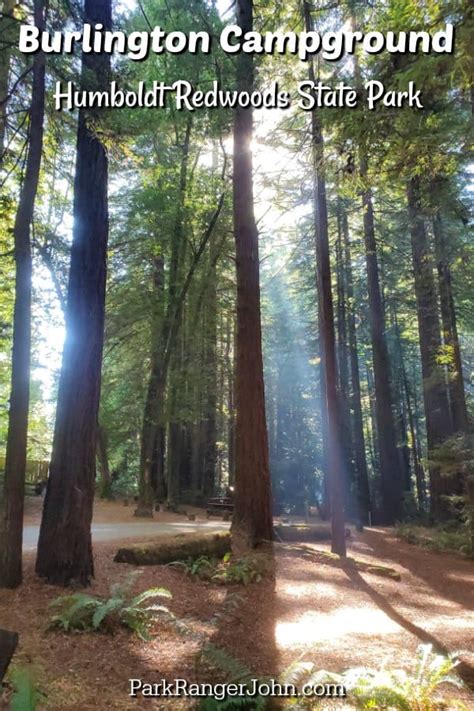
[48,576,173,639]
[9,668,44,711]
[129,587,173,607]
[202,644,255,684]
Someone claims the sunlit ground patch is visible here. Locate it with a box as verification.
[275,607,401,649]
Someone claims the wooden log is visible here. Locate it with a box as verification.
[114,532,231,566]
[0,628,19,682]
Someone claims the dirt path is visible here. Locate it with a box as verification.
[21,498,229,550]
[0,525,472,710]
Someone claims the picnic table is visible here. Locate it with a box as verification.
[206,496,234,520]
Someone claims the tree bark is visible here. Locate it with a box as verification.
[135,187,224,516]
[341,202,371,524]
[35,0,111,587]
[97,423,111,499]
[407,179,460,519]
[350,13,403,524]
[227,316,236,486]
[230,0,273,553]
[318,304,330,520]
[304,0,346,555]
[360,167,404,523]
[0,628,18,682]
[433,213,469,433]
[335,203,355,517]
[201,229,218,499]
[136,254,166,516]
[394,316,427,510]
[0,0,45,589]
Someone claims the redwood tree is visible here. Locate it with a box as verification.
[433,213,469,433]
[231,0,273,553]
[350,13,404,524]
[407,179,460,518]
[35,0,111,586]
[304,0,346,556]
[0,0,45,589]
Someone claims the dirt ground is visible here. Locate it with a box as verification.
[22,497,212,526]
[1,502,473,710]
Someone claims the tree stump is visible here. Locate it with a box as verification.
[0,628,18,682]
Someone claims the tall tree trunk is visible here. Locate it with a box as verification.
[341,202,371,524]
[304,0,346,555]
[167,416,182,508]
[136,255,165,516]
[335,203,355,517]
[366,363,380,493]
[0,0,16,163]
[433,214,469,433]
[350,14,403,524]
[359,162,403,523]
[404,374,427,510]
[407,179,459,519]
[97,423,111,499]
[135,120,191,517]
[0,628,18,682]
[0,0,45,589]
[318,307,330,520]
[202,232,218,499]
[35,0,111,587]
[226,316,236,486]
[151,425,166,501]
[231,0,273,553]
[136,184,224,515]
[394,316,427,510]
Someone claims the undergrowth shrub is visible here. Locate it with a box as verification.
[281,644,465,709]
[199,643,465,710]
[198,644,267,710]
[8,667,44,711]
[395,522,473,558]
[169,552,264,585]
[49,572,174,640]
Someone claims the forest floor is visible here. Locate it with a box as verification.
[0,502,473,710]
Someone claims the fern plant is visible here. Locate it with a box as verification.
[198,644,268,710]
[281,644,465,710]
[8,667,45,711]
[169,553,263,585]
[168,555,215,578]
[211,553,263,585]
[49,572,173,640]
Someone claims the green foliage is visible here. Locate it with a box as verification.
[49,572,173,640]
[199,696,266,710]
[430,434,474,556]
[198,644,267,710]
[8,667,44,711]
[211,553,264,586]
[168,553,264,585]
[168,555,215,578]
[396,522,473,559]
[196,643,464,711]
[281,644,464,710]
